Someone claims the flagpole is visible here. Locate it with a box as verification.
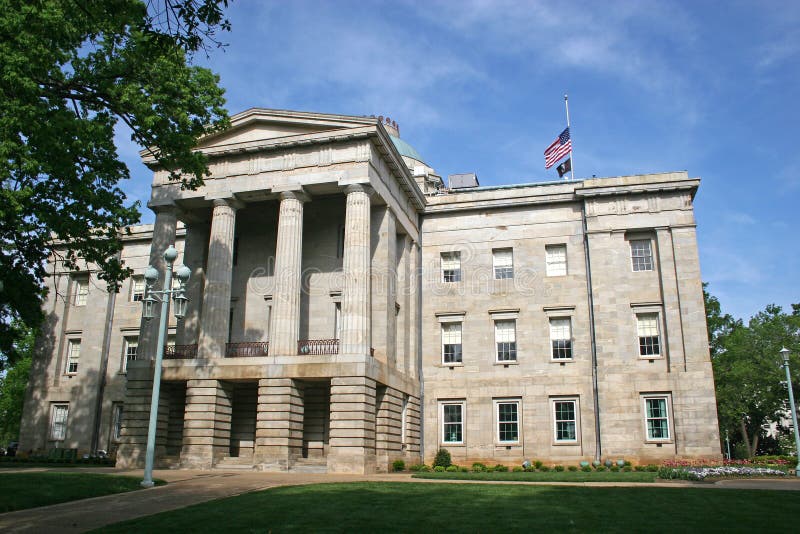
[564,94,574,181]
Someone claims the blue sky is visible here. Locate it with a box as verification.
[118,0,799,321]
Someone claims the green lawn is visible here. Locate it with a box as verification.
[95,482,800,533]
[412,470,657,482]
[0,472,157,513]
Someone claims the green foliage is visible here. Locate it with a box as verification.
[581,466,592,472]
[0,0,230,364]
[492,464,508,472]
[445,465,458,472]
[646,465,659,472]
[554,465,565,472]
[392,460,405,472]
[595,466,606,472]
[534,460,543,469]
[433,448,451,468]
[634,465,646,472]
[657,467,697,481]
[568,465,578,472]
[433,466,445,472]
[539,465,550,472]
[610,466,619,472]
[0,324,34,442]
[471,462,486,472]
[512,466,524,472]
[408,464,427,472]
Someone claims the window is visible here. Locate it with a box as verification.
[493,248,513,279]
[553,399,578,443]
[496,400,520,443]
[495,320,517,362]
[643,395,671,441]
[441,402,464,444]
[637,313,661,357]
[630,239,654,271]
[545,244,567,276]
[130,275,145,302]
[550,318,573,360]
[123,336,138,371]
[442,322,463,364]
[334,302,342,339]
[50,404,69,441]
[74,277,89,306]
[441,252,461,282]
[111,404,124,442]
[65,339,80,374]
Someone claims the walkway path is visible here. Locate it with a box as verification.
[0,468,799,533]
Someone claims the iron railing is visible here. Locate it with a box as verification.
[225,341,270,357]
[163,344,198,359]
[297,339,339,355]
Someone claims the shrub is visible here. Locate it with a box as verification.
[460,466,469,472]
[433,466,445,472]
[493,464,509,472]
[624,460,632,467]
[581,466,592,472]
[512,466,524,472]
[408,464,425,472]
[646,464,659,472]
[554,465,565,472]
[534,460,543,469]
[539,466,551,472]
[623,466,632,472]
[445,465,458,472]
[568,465,578,472]
[472,462,487,472]
[433,448,452,468]
[595,466,607,472]
[610,466,619,472]
[634,465,646,472]
[392,460,405,472]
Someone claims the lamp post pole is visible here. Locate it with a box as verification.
[140,245,190,488]
[780,347,800,478]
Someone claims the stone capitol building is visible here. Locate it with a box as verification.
[19,108,722,472]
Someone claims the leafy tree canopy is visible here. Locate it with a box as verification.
[0,0,230,366]
[0,324,34,443]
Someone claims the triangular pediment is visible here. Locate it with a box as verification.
[196,108,375,151]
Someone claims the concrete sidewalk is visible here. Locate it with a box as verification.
[0,468,799,533]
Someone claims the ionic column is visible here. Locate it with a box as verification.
[341,184,372,355]
[138,205,179,360]
[198,198,242,359]
[269,191,307,355]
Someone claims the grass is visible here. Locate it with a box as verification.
[0,472,160,513]
[412,470,657,482]
[95,482,800,533]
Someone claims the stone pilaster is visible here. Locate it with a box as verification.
[180,379,233,468]
[254,378,304,470]
[341,185,372,355]
[115,362,169,468]
[407,240,420,379]
[328,376,376,473]
[269,192,307,356]
[198,199,241,359]
[137,205,178,361]
[177,222,209,345]
[370,207,397,365]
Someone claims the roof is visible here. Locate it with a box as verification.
[389,135,426,164]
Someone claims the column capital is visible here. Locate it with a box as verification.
[211,197,245,211]
[278,189,310,203]
[148,202,180,216]
[344,183,374,196]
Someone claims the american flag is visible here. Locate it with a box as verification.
[544,127,572,169]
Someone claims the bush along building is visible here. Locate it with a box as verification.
[18,109,722,472]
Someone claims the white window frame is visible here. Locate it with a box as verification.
[492,248,514,279]
[65,339,81,375]
[636,312,662,358]
[630,239,654,272]
[551,397,580,444]
[441,321,463,364]
[440,251,462,283]
[545,244,568,276]
[494,399,521,444]
[549,317,573,360]
[111,403,124,442]
[74,276,89,306]
[123,336,138,372]
[642,394,672,442]
[130,275,145,302]
[494,319,517,362]
[440,401,465,445]
[50,403,69,441]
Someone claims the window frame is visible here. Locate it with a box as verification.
[122,336,138,372]
[440,251,462,283]
[636,312,662,359]
[74,276,89,306]
[50,403,69,441]
[441,321,463,365]
[642,394,673,442]
[65,339,81,375]
[545,244,568,277]
[130,275,146,302]
[551,397,580,444]
[549,317,573,361]
[494,319,517,363]
[440,401,465,445]
[494,398,521,445]
[111,403,124,442]
[630,238,654,272]
[492,248,514,280]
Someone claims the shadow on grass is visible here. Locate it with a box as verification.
[95,482,800,533]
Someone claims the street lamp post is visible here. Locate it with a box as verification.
[780,347,800,478]
[140,244,190,488]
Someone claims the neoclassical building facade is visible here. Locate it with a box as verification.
[19,109,721,472]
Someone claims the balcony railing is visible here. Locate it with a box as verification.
[163,344,198,359]
[225,341,270,357]
[297,339,339,355]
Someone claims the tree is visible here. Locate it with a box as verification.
[707,286,800,457]
[0,325,34,443]
[0,0,230,367]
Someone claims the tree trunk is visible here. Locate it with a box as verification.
[740,418,753,457]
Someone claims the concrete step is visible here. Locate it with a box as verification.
[290,457,328,473]
[214,455,256,470]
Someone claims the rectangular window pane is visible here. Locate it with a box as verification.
[645,397,670,440]
[550,318,572,359]
[51,404,69,440]
[75,278,88,306]
[131,276,145,302]
[554,400,577,441]
[442,323,463,363]
[493,248,513,279]
[546,245,567,276]
[495,320,517,361]
[66,340,80,374]
[123,337,138,371]
[443,404,463,443]
[637,314,661,356]
[631,239,653,271]
[441,252,462,282]
[497,402,519,442]
[112,404,124,441]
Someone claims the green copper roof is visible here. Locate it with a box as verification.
[389,134,426,164]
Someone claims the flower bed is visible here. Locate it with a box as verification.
[658,464,788,481]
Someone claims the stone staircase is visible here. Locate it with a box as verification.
[290,457,328,473]
[214,453,256,471]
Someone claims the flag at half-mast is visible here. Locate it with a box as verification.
[544,127,571,169]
